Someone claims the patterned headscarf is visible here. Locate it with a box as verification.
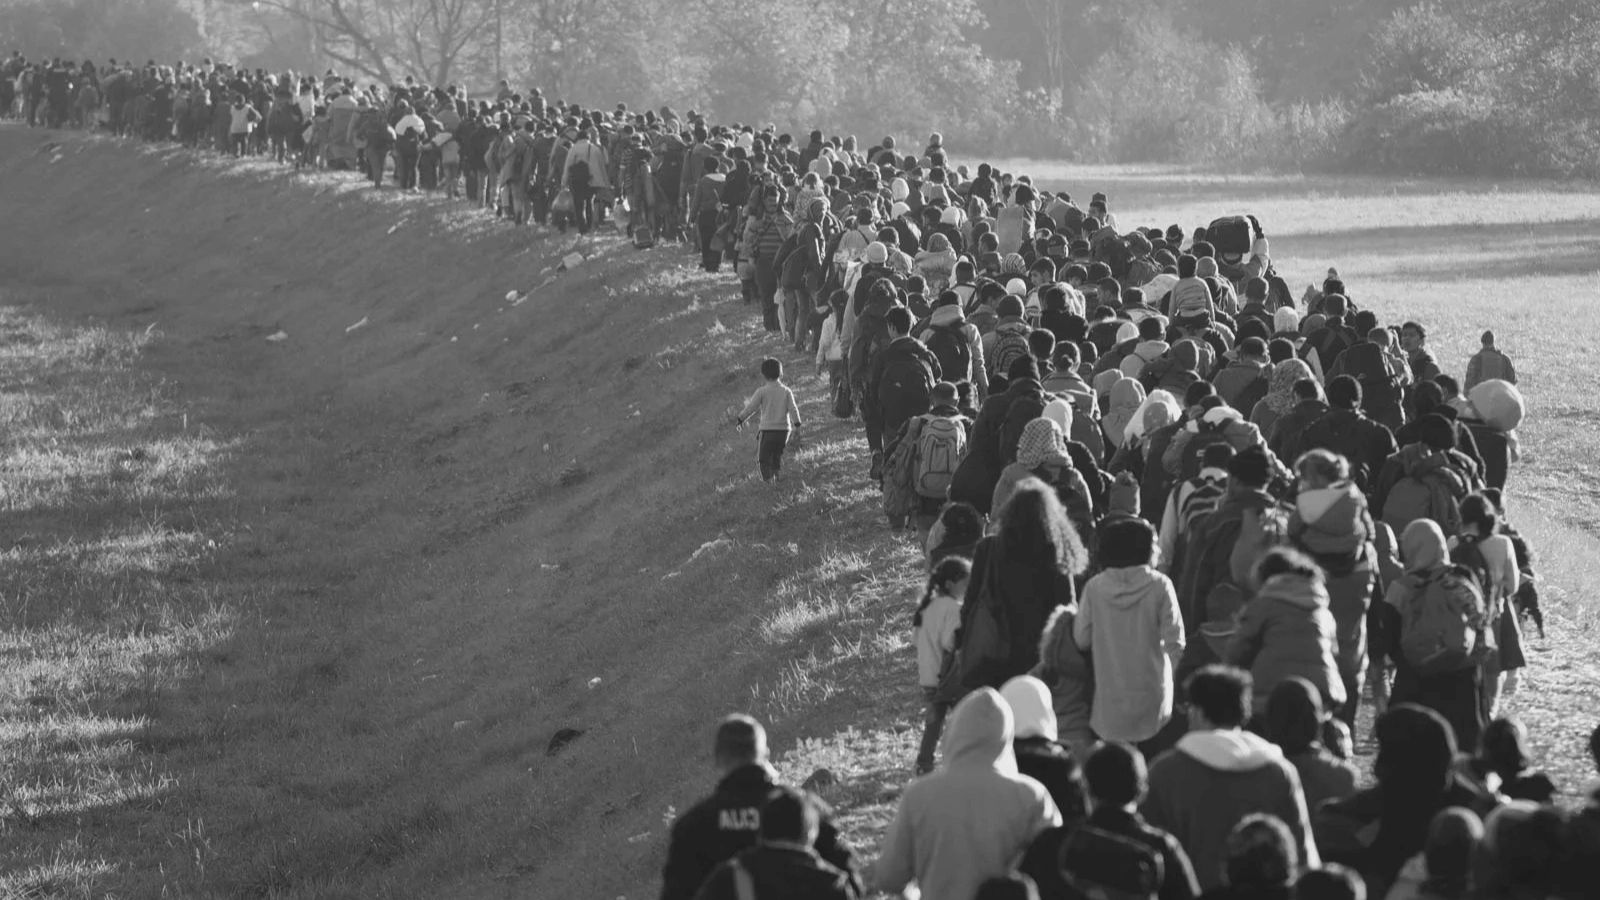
[1266,359,1315,415]
[1016,418,1070,469]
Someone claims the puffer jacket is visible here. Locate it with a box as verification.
[1224,573,1347,714]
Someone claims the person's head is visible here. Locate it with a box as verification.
[1268,337,1295,364]
[1325,375,1362,412]
[1479,716,1531,779]
[1435,373,1462,402]
[1138,316,1165,341]
[1265,676,1325,757]
[994,478,1087,578]
[1400,321,1427,353]
[1237,336,1269,363]
[1225,814,1299,888]
[1186,665,1252,731]
[758,786,819,846]
[1292,378,1323,404]
[1252,546,1321,596]
[1052,342,1080,372]
[714,714,768,771]
[1029,329,1057,364]
[932,380,959,408]
[1185,380,1217,408]
[1226,447,1272,491]
[884,306,912,338]
[1295,449,1350,491]
[1416,413,1457,453]
[1422,807,1484,897]
[1096,515,1156,570]
[1293,864,1366,900]
[1096,278,1120,308]
[935,501,983,548]
[760,357,782,381]
[1084,741,1148,810]
[1458,492,1499,539]
[1374,704,1457,795]
[1481,329,1496,348]
[1474,802,1568,899]
[1177,255,1198,279]
[915,554,972,627]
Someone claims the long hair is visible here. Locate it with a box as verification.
[993,479,1088,578]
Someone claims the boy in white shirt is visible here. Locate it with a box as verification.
[734,358,803,482]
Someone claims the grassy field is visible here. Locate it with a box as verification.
[0,130,1596,898]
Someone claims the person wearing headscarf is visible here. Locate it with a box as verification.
[1272,306,1302,345]
[1382,520,1488,749]
[1000,676,1088,816]
[915,233,958,294]
[1251,358,1315,441]
[1103,377,1148,452]
[993,419,1095,535]
[875,688,1062,900]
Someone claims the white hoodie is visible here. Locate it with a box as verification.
[876,689,1061,900]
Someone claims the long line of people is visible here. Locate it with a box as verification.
[9,46,1587,900]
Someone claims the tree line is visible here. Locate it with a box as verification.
[3,0,1597,176]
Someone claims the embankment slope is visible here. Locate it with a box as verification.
[0,128,911,898]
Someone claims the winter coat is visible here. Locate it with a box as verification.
[1298,408,1398,493]
[1291,484,1378,686]
[1370,444,1477,537]
[1314,772,1496,899]
[1285,747,1359,813]
[660,763,860,900]
[1176,487,1280,631]
[1144,730,1320,891]
[1268,398,1331,466]
[1074,566,1185,743]
[1212,359,1269,412]
[1032,606,1094,758]
[875,689,1062,900]
[1223,573,1348,714]
[917,304,988,396]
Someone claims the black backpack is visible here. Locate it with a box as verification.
[924,324,972,382]
[1058,823,1163,900]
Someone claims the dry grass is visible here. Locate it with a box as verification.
[0,128,1597,899]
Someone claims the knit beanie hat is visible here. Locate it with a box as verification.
[1001,253,1028,276]
[1108,472,1140,517]
[865,242,888,265]
[1195,257,1220,279]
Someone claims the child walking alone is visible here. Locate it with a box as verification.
[734,357,803,482]
[913,556,970,775]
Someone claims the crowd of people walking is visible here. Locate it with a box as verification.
[5,49,1592,900]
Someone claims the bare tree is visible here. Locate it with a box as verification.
[243,0,494,85]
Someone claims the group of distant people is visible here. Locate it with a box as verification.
[7,45,1582,900]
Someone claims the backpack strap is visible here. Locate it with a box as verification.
[730,858,757,900]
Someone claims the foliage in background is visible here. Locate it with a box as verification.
[2,0,1597,175]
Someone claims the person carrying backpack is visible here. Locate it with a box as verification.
[1223,547,1348,717]
[690,788,859,900]
[1288,450,1378,728]
[1159,442,1235,577]
[1326,325,1411,430]
[1383,519,1490,751]
[916,292,987,399]
[1057,742,1201,900]
[1176,448,1289,633]
[907,383,971,539]
[1297,376,1399,494]
[1371,416,1478,538]
[948,356,1046,515]
[991,418,1094,539]
[870,305,942,469]
[562,124,610,234]
[849,279,904,479]
[982,296,1033,382]
[1450,494,1523,724]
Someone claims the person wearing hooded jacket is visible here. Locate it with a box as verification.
[1383,520,1489,750]
[1030,605,1095,760]
[660,716,861,900]
[1223,547,1348,717]
[916,291,988,400]
[1000,676,1089,818]
[1102,377,1148,454]
[1143,665,1319,892]
[1262,677,1358,813]
[1075,516,1185,751]
[874,688,1062,900]
[1287,449,1377,728]
[1213,337,1272,412]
